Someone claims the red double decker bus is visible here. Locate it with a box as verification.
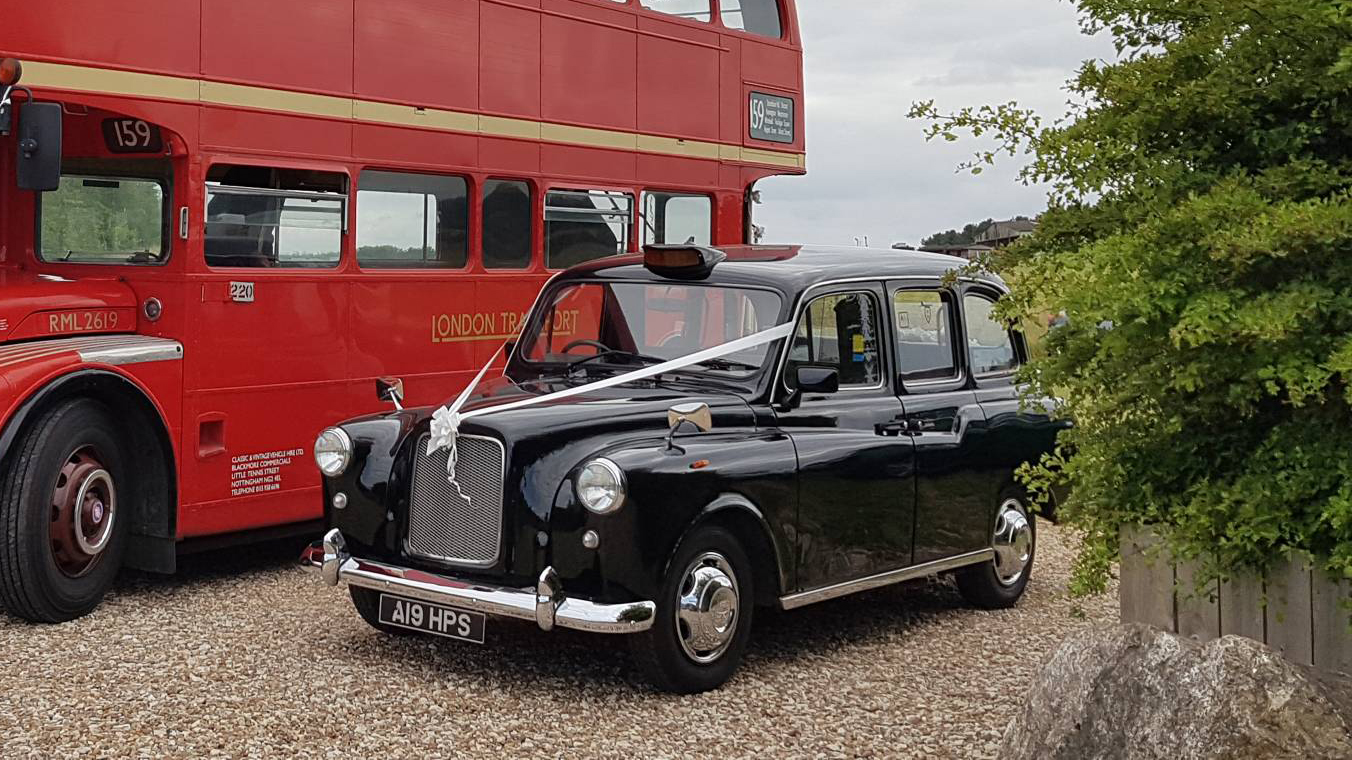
[0,0,804,622]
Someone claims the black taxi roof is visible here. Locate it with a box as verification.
[562,245,1008,294]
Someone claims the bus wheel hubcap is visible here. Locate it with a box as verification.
[51,447,116,577]
[675,552,739,664]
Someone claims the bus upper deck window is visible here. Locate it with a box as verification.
[721,0,783,38]
[639,0,711,23]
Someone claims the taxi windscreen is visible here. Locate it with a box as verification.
[521,282,784,377]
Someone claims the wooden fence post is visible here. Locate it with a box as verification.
[1312,570,1352,677]
[1119,525,1175,632]
[1218,569,1265,644]
[1265,551,1314,667]
[1176,558,1220,641]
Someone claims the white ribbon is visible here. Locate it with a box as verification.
[426,347,503,503]
[426,321,796,488]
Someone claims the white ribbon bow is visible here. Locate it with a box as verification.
[427,347,503,500]
[425,322,796,492]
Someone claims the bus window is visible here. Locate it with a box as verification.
[721,0,783,38]
[639,0,711,23]
[39,161,169,265]
[356,170,468,269]
[642,191,712,246]
[483,179,533,269]
[545,190,633,270]
[204,165,346,269]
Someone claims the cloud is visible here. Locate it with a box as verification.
[756,0,1117,248]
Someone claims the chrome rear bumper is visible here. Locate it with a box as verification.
[300,529,656,634]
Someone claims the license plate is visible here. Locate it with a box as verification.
[377,594,486,644]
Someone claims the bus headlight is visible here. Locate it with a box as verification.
[314,427,354,477]
[576,458,626,514]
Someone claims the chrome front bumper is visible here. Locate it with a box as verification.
[300,529,656,634]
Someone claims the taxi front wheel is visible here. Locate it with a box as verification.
[0,398,129,623]
[630,525,755,694]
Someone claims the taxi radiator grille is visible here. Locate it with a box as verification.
[407,434,505,567]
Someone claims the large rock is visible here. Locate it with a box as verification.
[1001,624,1352,760]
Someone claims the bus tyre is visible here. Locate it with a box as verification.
[956,489,1036,610]
[0,398,130,623]
[630,525,754,694]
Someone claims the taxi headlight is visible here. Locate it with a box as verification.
[576,458,626,514]
[314,427,354,477]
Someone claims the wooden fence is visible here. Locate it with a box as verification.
[1119,526,1352,677]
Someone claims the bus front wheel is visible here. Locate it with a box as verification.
[0,398,130,623]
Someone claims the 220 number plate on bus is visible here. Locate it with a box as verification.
[377,594,486,644]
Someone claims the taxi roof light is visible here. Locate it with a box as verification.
[643,245,727,280]
[0,58,22,88]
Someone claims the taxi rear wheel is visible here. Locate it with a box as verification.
[630,525,754,694]
[957,489,1036,609]
[0,398,129,623]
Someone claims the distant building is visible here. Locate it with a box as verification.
[976,218,1037,247]
[906,217,1036,262]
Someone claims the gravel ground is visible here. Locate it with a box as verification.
[0,520,1117,759]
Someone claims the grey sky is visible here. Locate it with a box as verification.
[756,1,1117,248]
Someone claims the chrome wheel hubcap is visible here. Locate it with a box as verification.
[675,552,739,664]
[992,499,1032,586]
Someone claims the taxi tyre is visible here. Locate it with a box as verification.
[348,586,415,636]
[956,488,1036,610]
[0,398,129,623]
[630,525,755,694]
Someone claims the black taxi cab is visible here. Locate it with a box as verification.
[302,245,1059,693]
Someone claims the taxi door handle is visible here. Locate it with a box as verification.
[875,419,910,437]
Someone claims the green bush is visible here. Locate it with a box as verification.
[911,0,1352,593]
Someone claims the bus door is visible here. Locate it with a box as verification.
[178,163,350,536]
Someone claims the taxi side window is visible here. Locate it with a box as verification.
[964,293,1019,376]
[788,292,882,388]
[893,290,960,382]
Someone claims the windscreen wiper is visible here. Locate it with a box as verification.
[693,357,761,372]
[567,350,666,373]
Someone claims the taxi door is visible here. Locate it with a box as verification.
[889,282,992,565]
[778,284,917,592]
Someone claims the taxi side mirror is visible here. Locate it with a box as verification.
[668,402,713,434]
[796,367,840,394]
[376,377,404,410]
[666,402,713,452]
[16,101,62,192]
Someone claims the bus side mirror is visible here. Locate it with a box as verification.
[16,101,61,192]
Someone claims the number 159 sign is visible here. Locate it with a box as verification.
[749,92,795,144]
[101,118,164,154]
